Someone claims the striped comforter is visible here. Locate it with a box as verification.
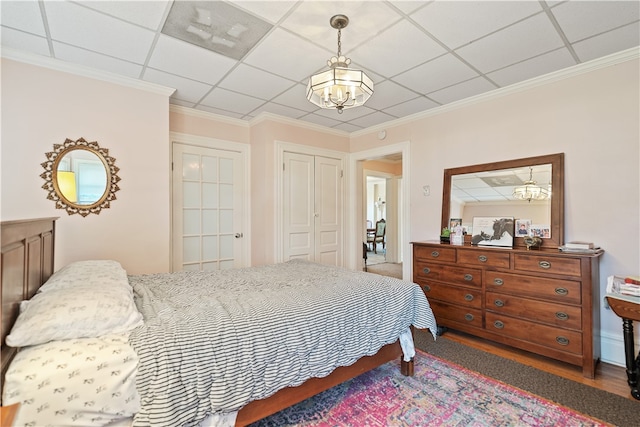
[128,260,437,426]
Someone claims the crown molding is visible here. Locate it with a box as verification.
[169,104,249,127]
[249,111,349,137]
[351,46,640,137]
[1,47,176,97]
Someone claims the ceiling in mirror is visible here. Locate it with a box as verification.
[451,164,552,203]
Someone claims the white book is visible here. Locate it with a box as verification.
[565,241,594,249]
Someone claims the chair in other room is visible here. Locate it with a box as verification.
[367,219,386,253]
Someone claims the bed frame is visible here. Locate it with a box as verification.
[0,217,414,424]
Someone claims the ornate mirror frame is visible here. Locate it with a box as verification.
[441,153,564,249]
[41,137,121,217]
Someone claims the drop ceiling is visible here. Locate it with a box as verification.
[1,1,638,133]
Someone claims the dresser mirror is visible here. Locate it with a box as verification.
[41,137,120,217]
[441,153,564,249]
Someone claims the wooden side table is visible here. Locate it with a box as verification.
[606,294,640,400]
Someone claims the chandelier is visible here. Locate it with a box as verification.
[512,167,551,202]
[306,15,373,114]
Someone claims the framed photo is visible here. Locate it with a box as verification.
[515,219,531,237]
[530,224,551,239]
[471,217,514,247]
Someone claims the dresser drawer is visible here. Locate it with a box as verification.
[421,282,482,308]
[457,248,510,269]
[486,292,582,330]
[514,254,582,277]
[430,300,483,328]
[414,245,456,263]
[415,261,482,287]
[486,312,583,355]
[485,271,581,305]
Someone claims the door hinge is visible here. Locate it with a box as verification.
[341,170,344,178]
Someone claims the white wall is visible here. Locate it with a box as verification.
[1,58,172,274]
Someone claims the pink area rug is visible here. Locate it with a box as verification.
[252,350,609,426]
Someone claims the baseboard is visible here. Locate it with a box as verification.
[600,331,626,367]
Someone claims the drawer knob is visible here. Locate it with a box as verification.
[464,313,474,322]
[494,299,504,307]
[464,294,474,301]
[431,251,440,258]
[555,312,569,321]
[493,320,504,329]
[556,336,570,346]
[463,274,473,281]
[538,260,552,269]
[423,267,431,274]
[478,255,488,263]
[422,285,431,292]
[493,278,504,286]
[554,287,568,296]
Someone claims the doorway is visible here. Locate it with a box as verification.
[348,141,410,279]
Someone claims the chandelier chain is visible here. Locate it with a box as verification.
[337,28,342,57]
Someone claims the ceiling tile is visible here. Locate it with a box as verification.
[351,19,447,77]
[428,77,497,105]
[456,13,564,73]
[233,1,297,24]
[148,35,237,85]
[332,122,363,132]
[412,1,542,49]
[271,83,319,113]
[53,42,143,79]
[349,110,397,128]
[296,112,344,128]
[392,1,427,15]
[1,27,50,56]
[551,0,640,43]
[281,1,400,49]
[383,96,440,117]
[143,68,213,103]
[243,28,330,81]
[218,63,296,100]
[487,48,576,87]
[77,0,170,30]
[43,1,156,63]
[572,22,640,63]
[393,53,480,94]
[0,0,46,36]
[364,80,420,110]
[199,87,265,115]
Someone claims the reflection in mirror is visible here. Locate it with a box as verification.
[450,164,552,237]
[442,154,564,249]
[41,138,120,217]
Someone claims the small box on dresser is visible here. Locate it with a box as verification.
[412,241,603,378]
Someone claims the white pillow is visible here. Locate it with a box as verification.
[2,334,140,427]
[39,260,129,293]
[6,284,143,347]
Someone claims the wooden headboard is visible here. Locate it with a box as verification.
[1,217,57,386]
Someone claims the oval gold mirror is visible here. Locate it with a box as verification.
[41,137,121,216]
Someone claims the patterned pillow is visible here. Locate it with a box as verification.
[2,334,140,427]
[6,259,143,347]
[39,260,129,293]
[6,284,143,347]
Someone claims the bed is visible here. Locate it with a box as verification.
[1,217,437,426]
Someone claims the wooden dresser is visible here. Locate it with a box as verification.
[412,241,603,378]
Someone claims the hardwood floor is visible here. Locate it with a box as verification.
[443,329,636,401]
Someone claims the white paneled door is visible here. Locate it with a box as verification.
[283,152,342,265]
[172,143,245,271]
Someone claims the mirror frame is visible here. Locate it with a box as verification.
[442,153,564,249]
[41,137,121,217]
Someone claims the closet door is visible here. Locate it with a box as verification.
[283,152,342,265]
